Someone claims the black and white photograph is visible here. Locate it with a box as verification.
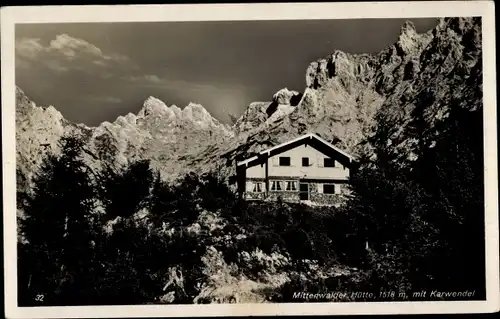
[2,2,499,318]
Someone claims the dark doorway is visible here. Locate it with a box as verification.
[299,183,309,201]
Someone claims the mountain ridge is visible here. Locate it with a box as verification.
[15,16,482,192]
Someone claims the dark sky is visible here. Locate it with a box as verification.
[15,18,438,126]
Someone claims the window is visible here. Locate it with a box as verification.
[323,184,336,194]
[324,158,335,167]
[286,181,298,191]
[302,157,309,167]
[252,182,263,193]
[279,157,291,166]
[276,181,283,191]
[271,180,283,191]
[271,180,297,191]
[271,181,276,191]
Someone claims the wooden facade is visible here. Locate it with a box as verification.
[236,133,356,205]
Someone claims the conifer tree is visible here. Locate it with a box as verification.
[18,135,98,306]
[100,159,154,220]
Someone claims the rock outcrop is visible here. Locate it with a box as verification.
[16,89,235,191]
[16,17,482,191]
[220,17,481,169]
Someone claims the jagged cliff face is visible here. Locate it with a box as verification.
[16,87,83,191]
[219,17,482,166]
[301,18,482,160]
[16,88,234,191]
[16,17,482,190]
[89,96,233,179]
[234,88,303,134]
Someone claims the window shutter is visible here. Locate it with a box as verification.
[318,183,323,194]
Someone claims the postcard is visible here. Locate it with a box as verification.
[2,1,498,317]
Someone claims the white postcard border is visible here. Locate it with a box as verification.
[2,1,498,317]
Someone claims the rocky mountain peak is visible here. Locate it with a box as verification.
[400,20,417,36]
[233,102,270,134]
[169,104,182,118]
[183,102,210,120]
[138,96,171,118]
[16,86,66,125]
[16,17,482,190]
[16,86,30,105]
[233,87,305,135]
[221,16,481,174]
[272,88,302,105]
[396,20,430,55]
[16,87,74,192]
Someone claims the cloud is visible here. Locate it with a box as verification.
[15,38,44,59]
[15,33,137,75]
[15,33,238,94]
[15,32,244,124]
[15,33,218,93]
